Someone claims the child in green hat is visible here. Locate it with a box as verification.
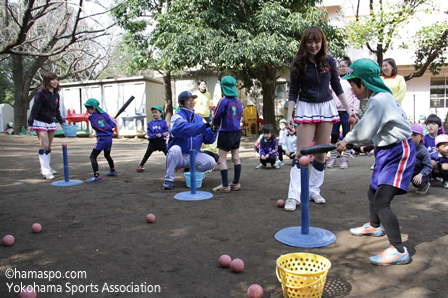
[337,58,416,266]
[84,98,117,182]
[137,105,169,172]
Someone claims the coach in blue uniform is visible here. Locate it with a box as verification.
[163,91,218,189]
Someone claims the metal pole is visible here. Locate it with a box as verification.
[190,149,196,194]
[300,165,310,235]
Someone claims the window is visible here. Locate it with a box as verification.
[430,77,448,108]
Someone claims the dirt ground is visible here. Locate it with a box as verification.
[1,133,447,298]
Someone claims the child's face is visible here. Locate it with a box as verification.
[427,122,439,135]
[264,132,272,140]
[86,107,95,114]
[152,109,162,119]
[411,132,423,147]
[288,126,296,135]
[349,81,368,100]
[437,143,448,156]
[280,122,286,130]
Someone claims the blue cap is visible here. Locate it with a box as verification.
[178,91,197,103]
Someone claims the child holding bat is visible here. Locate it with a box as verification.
[84,99,118,182]
[337,58,416,266]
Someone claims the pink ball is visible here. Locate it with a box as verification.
[348,117,356,124]
[299,156,310,166]
[32,223,42,233]
[247,284,264,298]
[19,286,37,298]
[276,199,285,208]
[146,214,156,223]
[62,142,68,147]
[219,254,232,268]
[2,235,14,246]
[230,258,244,273]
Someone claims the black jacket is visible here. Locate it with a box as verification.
[28,89,64,126]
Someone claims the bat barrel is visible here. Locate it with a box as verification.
[300,145,336,155]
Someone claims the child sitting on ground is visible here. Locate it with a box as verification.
[283,124,297,160]
[424,114,444,154]
[84,98,117,182]
[256,124,280,169]
[410,124,432,195]
[430,134,448,189]
[137,106,169,172]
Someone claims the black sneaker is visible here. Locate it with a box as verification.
[415,182,430,195]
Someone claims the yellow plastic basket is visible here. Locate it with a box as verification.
[276,253,331,298]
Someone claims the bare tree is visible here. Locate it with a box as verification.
[0,0,115,134]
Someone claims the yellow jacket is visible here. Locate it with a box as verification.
[193,90,211,117]
[381,75,407,105]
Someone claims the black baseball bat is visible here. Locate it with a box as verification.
[114,96,135,118]
[300,145,336,155]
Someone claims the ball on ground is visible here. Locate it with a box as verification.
[32,223,42,233]
[2,235,14,246]
[299,156,310,166]
[146,214,156,223]
[219,254,232,268]
[230,258,244,273]
[19,286,37,298]
[62,142,68,147]
[247,284,264,298]
[276,199,285,208]
[348,117,356,124]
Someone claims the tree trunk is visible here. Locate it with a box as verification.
[258,68,277,134]
[11,55,28,135]
[163,70,173,126]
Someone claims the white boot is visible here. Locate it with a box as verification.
[285,161,301,211]
[309,167,325,203]
[47,153,57,174]
[39,153,54,180]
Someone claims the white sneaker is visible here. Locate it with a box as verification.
[326,157,336,168]
[339,157,349,169]
[370,163,375,170]
[310,194,326,204]
[44,173,55,180]
[256,163,266,169]
[280,160,285,166]
[274,161,281,169]
[284,198,299,211]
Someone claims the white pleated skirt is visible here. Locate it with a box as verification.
[30,120,57,131]
[294,100,340,124]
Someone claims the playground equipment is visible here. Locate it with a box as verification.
[51,143,83,187]
[275,145,337,248]
[174,149,213,201]
[65,109,90,136]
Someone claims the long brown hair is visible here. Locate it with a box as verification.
[291,26,329,78]
[41,72,60,93]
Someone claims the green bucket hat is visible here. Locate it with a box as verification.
[84,98,104,114]
[220,76,239,97]
[342,58,392,94]
[151,105,164,119]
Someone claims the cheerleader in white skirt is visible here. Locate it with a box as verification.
[284,26,356,211]
[28,72,65,180]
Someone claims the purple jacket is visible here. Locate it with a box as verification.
[89,112,116,137]
[147,119,169,143]
[212,97,243,132]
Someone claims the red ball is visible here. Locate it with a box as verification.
[230,258,244,273]
[31,223,42,233]
[146,214,156,223]
[276,199,285,208]
[247,284,264,298]
[2,235,14,246]
[299,156,310,166]
[19,286,37,298]
[348,117,356,124]
[62,142,68,147]
[219,254,232,268]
